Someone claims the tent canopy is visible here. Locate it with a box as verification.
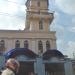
[43,49,64,60]
[4,48,38,59]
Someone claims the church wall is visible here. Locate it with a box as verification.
[0,0,56,54]
[5,39,14,51]
[44,20,49,32]
[50,39,57,49]
[29,19,38,31]
[42,40,46,53]
[30,39,36,53]
[40,1,48,11]
[0,31,56,39]
[29,18,50,32]
[0,35,56,54]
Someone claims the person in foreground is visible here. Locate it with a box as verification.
[1,58,20,75]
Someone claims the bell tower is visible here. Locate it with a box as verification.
[25,0,54,32]
[24,0,56,54]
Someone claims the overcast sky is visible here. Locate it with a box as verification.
[0,0,75,58]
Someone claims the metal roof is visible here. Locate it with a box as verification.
[43,49,64,60]
[4,48,38,59]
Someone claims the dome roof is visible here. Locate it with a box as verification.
[5,48,38,59]
[43,49,64,60]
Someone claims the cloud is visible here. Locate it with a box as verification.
[0,1,17,14]
[7,2,19,14]
[0,14,25,30]
[55,0,75,15]
[66,17,75,32]
[51,12,65,39]
[57,40,75,58]
[68,27,75,32]
[70,18,75,32]
[7,0,26,5]
[72,17,75,24]
[66,41,75,58]
[56,39,70,57]
[51,26,64,39]
[57,40,67,51]
[0,0,26,30]
[53,12,75,57]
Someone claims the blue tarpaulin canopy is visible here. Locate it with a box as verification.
[43,49,64,60]
[4,48,38,59]
[4,48,64,60]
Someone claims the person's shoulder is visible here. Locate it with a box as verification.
[1,69,15,75]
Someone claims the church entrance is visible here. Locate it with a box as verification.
[18,61,34,75]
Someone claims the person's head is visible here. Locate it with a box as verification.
[5,58,20,73]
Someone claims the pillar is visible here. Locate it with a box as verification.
[64,60,74,75]
[34,61,37,75]
[35,57,45,75]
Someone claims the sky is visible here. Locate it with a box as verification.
[0,0,75,58]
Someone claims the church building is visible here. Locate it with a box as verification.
[0,0,75,75]
[0,0,56,54]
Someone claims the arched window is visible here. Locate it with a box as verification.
[39,20,43,30]
[37,1,40,7]
[0,40,5,48]
[46,41,50,50]
[0,40,5,52]
[15,40,20,48]
[24,40,29,48]
[38,41,43,54]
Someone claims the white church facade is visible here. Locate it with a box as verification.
[0,0,75,75]
[0,0,56,54]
